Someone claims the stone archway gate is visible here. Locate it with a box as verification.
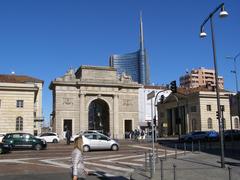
[50,66,142,139]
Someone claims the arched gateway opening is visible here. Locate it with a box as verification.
[88,99,110,135]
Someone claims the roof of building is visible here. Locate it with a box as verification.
[177,85,229,95]
[143,85,167,90]
[80,65,116,71]
[0,74,43,83]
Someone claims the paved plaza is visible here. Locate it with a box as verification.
[0,140,240,180]
[0,140,180,179]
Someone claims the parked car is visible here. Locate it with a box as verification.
[81,132,119,152]
[36,132,59,143]
[206,130,219,141]
[0,133,6,142]
[2,133,47,150]
[224,129,240,140]
[181,131,218,142]
[0,142,10,154]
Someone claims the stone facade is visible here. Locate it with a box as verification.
[157,88,235,136]
[50,66,142,139]
[0,75,44,135]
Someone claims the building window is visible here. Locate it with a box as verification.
[191,106,197,112]
[16,100,24,108]
[207,105,211,111]
[207,118,213,129]
[234,118,239,129]
[16,116,23,131]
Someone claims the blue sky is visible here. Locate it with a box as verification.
[0,0,239,125]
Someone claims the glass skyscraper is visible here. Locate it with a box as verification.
[109,14,150,85]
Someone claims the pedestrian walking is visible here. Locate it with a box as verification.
[71,136,87,180]
[66,128,72,145]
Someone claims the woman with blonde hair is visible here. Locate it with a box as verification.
[71,136,87,180]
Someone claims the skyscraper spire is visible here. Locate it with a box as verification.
[140,11,144,51]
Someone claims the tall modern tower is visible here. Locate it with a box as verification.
[109,13,150,85]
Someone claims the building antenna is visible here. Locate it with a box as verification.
[139,10,144,51]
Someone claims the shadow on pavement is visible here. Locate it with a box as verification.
[89,171,129,180]
[158,138,240,161]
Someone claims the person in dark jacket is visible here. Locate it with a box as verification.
[66,129,72,145]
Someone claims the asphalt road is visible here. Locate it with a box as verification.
[0,140,178,180]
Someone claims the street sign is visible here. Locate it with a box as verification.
[147,91,155,100]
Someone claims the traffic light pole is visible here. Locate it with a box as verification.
[151,98,155,174]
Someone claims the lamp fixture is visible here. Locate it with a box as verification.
[219,5,228,18]
[200,27,207,38]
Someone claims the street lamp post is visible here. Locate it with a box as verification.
[199,3,228,168]
[226,53,240,122]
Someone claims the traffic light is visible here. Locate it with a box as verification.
[160,95,165,103]
[170,80,177,93]
[216,111,219,119]
[153,116,156,126]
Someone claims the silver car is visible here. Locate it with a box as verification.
[82,133,119,152]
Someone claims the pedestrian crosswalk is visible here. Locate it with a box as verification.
[0,144,185,179]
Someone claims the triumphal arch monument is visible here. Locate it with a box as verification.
[50,66,141,139]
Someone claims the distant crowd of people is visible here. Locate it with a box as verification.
[126,129,147,141]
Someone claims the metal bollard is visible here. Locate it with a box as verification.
[191,141,194,153]
[165,146,167,160]
[160,158,163,180]
[129,173,133,180]
[198,140,201,152]
[156,147,159,163]
[149,152,153,178]
[175,144,177,159]
[228,166,232,180]
[184,143,186,155]
[145,152,147,171]
[173,164,176,180]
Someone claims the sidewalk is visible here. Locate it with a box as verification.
[132,152,240,180]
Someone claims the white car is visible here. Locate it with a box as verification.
[71,130,102,142]
[82,132,119,152]
[37,132,60,143]
[0,133,6,142]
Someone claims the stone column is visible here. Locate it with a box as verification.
[113,94,119,139]
[80,93,85,131]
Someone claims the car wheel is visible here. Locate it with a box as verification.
[111,144,119,151]
[35,144,42,151]
[0,147,3,154]
[52,139,58,143]
[83,145,90,152]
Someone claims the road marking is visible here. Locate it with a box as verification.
[85,154,124,160]
[102,154,143,162]
[40,159,70,168]
[115,161,143,167]
[85,162,134,172]
[0,158,40,163]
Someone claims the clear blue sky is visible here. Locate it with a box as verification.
[0,0,239,125]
